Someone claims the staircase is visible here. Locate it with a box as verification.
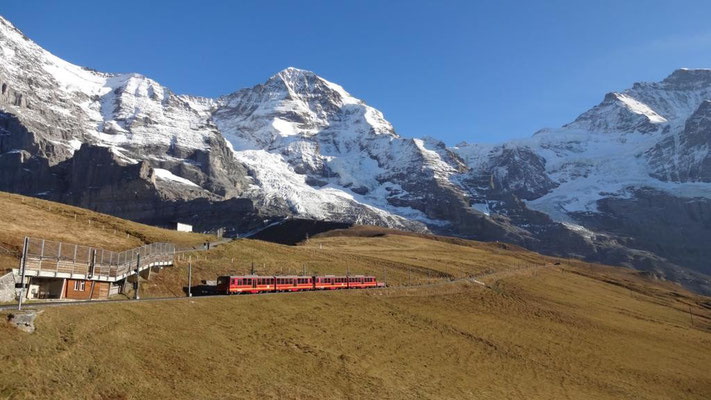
[13,237,175,283]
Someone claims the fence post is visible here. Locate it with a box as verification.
[134,254,141,300]
[17,237,29,311]
[188,262,192,298]
[89,249,96,278]
[39,239,45,271]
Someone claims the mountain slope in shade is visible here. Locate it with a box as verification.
[1,15,710,293]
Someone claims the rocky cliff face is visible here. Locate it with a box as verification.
[1,16,710,293]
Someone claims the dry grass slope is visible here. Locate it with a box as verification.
[1,267,710,399]
[0,196,710,399]
[0,191,212,272]
[143,225,545,298]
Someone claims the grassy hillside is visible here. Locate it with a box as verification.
[0,191,212,272]
[1,195,710,399]
[1,264,710,399]
[142,228,545,297]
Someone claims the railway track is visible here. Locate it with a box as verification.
[0,265,547,311]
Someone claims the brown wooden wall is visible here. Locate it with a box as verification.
[63,280,110,300]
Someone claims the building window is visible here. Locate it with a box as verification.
[73,281,86,291]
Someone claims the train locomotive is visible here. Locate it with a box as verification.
[216,274,380,295]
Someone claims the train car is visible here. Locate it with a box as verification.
[217,274,380,295]
[329,276,349,289]
[314,275,378,289]
[217,275,253,294]
[314,275,335,290]
[254,276,276,293]
[216,275,276,294]
[275,275,313,292]
[348,275,378,289]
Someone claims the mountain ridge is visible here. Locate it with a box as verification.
[1,15,710,293]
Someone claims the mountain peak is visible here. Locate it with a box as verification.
[260,67,361,108]
[276,66,315,76]
[267,67,319,85]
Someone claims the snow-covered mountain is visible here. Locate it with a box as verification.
[1,15,710,293]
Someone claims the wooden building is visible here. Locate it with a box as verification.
[63,279,112,300]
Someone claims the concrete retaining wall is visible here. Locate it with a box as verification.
[0,271,17,302]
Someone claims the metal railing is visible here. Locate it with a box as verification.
[20,237,175,281]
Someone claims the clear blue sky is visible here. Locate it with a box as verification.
[2,0,711,144]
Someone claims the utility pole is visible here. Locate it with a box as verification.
[188,262,192,297]
[689,305,694,327]
[134,254,141,300]
[17,237,29,311]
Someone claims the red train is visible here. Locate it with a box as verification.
[216,274,380,295]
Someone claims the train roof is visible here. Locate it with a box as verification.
[219,274,374,278]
